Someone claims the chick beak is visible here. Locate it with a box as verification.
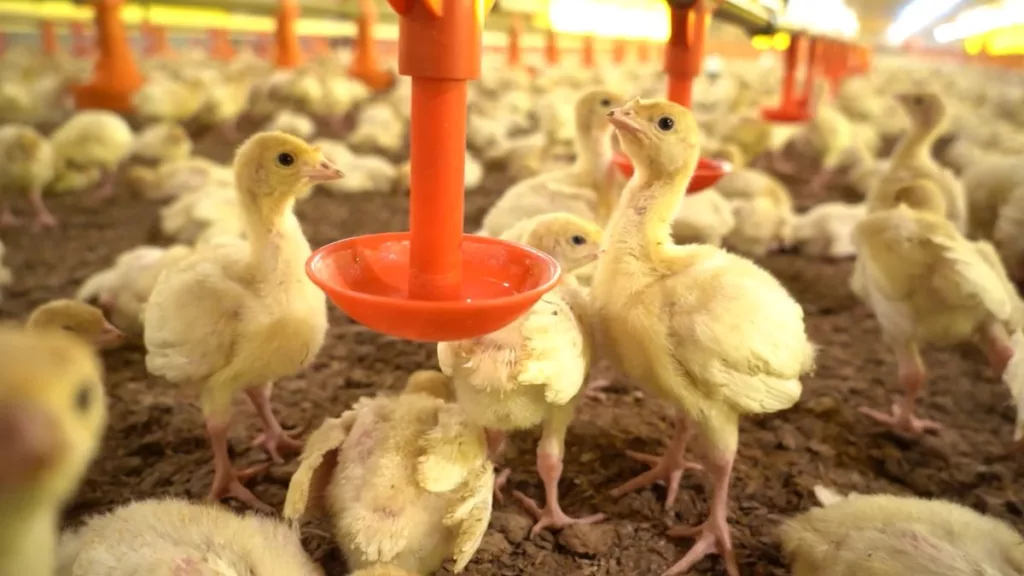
[95,320,127,350]
[0,404,60,488]
[300,159,344,183]
[607,108,644,136]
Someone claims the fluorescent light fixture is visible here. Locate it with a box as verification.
[548,0,670,41]
[885,0,967,45]
[933,0,1024,43]
[779,0,859,37]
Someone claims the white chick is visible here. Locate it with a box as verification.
[57,498,323,576]
[284,382,493,575]
[0,123,57,229]
[669,189,736,247]
[786,202,866,259]
[50,110,134,202]
[438,213,605,534]
[780,485,1024,576]
[0,327,107,576]
[77,244,194,338]
[128,121,193,167]
[346,100,406,156]
[1004,331,1024,449]
[323,153,398,195]
[158,183,244,245]
[128,155,234,202]
[143,132,341,511]
[263,109,317,141]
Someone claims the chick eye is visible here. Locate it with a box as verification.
[599,98,612,107]
[74,383,92,413]
[657,116,675,132]
[277,152,295,167]
[571,235,587,245]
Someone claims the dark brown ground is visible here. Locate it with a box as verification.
[1,132,1021,576]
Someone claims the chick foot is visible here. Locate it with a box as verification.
[513,491,606,536]
[32,212,58,231]
[245,383,303,464]
[610,450,703,509]
[0,208,20,227]
[585,377,612,401]
[664,518,738,576]
[859,402,942,436]
[250,429,304,464]
[207,462,273,513]
[493,467,511,504]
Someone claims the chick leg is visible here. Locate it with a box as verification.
[244,382,304,464]
[485,429,511,503]
[513,406,606,535]
[859,342,942,436]
[610,415,703,509]
[201,387,272,512]
[978,321,1015,376]
[28,185,57,230]
[218,118,240,142]
[0,200,20,227]
[663,448,740,576]
[87,168,116,203]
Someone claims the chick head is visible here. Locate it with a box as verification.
[895,91,947,131]
[0,326,106,507]
[26,299,126,350]
[869,178,946,216]
[233,131,343,209]
[574,88,626,142]
[522,213,603,272]
[10,125,45,160]
[607,98,700,178]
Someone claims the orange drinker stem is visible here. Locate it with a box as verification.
[612,38,626,64]
[582,35,595,68]
[637,40,650,63]
[780,33,802,109]
[798,36,821,110]
[275,0,303,69]
[350,0,394,91]
[73,0,143,112]
[209,29,234,61]
[149,25,170,56]
[508,15,521,67]
[665,1,708,108]
[70,22,87,56]
[40,21,58,55]
[545,29,559,65]
[392,0,484,301]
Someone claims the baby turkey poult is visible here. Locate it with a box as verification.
[591,99,815,576]
[143,131,342,511]
[0,326,108,576]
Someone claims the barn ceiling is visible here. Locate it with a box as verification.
[846,0,995,42]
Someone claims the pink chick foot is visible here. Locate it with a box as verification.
[512,490,606,536]
[610,450,703,509]
[207,462,272,513]
[585,377,612,401]
[0,210,21,227]
[251,429,304,464]
[32,212,58,231]
[663,518,739,576]
[493,467,511,504]
[859,402,943,437]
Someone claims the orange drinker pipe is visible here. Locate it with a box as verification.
[545,29,559,65]
[665,2,707,108]
[799,36,820,107]
[41,21,58,55]
[637,41,650,63]
[275,0,303,68]
[408,79,466,301]
[780,34,801,108]
[612,39,626,64]
[70,22,87,56]
[582,35,595,67]
[508,17,521,66]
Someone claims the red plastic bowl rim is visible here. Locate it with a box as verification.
[306,232,563,312]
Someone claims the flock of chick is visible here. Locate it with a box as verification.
[1,33,1024,576]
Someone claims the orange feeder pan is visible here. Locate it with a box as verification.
[306,0,561,343]
[611,0,730,192]
[762,33,811,123]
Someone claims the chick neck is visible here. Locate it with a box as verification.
[236,183,311,276]
[891,110,944,166]
[0,493,59,574]
[604,151,697,263]
[572,125,612,187]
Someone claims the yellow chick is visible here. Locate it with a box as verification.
[0,326,107,576]
[593,98,815,576]
[437,212,605,535]
[76,244,194,338]
[779,485,1024,576]
[478,89,625,237]
[143,131,342,511]
[0,239,11,305]
[1004,331,1024,450]
[284,380,493,575]
[669,189,736,247]
[128,121,193,168]
[0,123,57,229]
[994,187,1024,284]
[852,179,1017,436]
[716,167,796,257]
[960,153,1024,241]
[57,498,323,576]
[27,299,127,350]
[873,92,967,233]
[405,369,456,402]
[50,110,134,203]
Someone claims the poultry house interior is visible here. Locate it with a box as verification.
[2,0,1024,574]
